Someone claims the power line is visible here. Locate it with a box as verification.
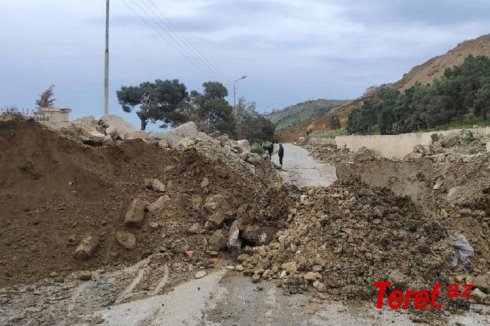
[121,0,216,80]
[141,0,229,82]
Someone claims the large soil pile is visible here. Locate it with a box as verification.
[0,119,289,287]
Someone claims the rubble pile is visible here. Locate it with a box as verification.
[239,181,461,300]
[0,118,288,287]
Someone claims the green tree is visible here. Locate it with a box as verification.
[117,79,188,130]
[235,97,276,142]
[189,82,236,136]
[329,115,341,129]
[474,79,490,120]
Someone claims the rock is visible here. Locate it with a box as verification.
[241,226,277,245]
[444,133,459,148]
[178,137,196,149]
[191,195,202,210]
[123,131,148,140]
[304,272,322,282]
[315,282,327,293]
[172,239,189,253]
[105,125,119,139]
[252,273,261,283]
[486,142,490,152]
[144,178,166,192]
[228,220,242,249]
[116,231,136,250]
[474,274,490,292]
[200,178,210,188]
[204,194,225,211]
[236,139,251,153]
[208,230,228,251]
[149,221,159,229]
[74,235,99,260]
[246,154,262,165]
[195,270,207,279]
[471,288,487,303]
[78,271,93,281]
[147,195,170,213]
[161,122,199,148]
[208,212,226,228]
[100,115,136,136]
[188,223,204,234]
[281,261,297,274]
[124,198,147,226]
[388,269,408,289]
[430,134,440,143]
[235,265,244,272]
[158,139,169,149]
[433,180,444,191]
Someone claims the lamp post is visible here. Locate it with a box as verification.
[233,75,247,108]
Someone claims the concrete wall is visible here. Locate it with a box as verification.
[309,127,490,159]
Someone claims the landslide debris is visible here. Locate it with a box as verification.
[0,118,288,287]
[239,181,453,300]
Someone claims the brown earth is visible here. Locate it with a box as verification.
[0,119,289,287]
[276,34,490,143]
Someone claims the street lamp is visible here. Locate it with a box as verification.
[233,75,247,108]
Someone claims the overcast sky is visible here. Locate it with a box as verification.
[1,0,490,129]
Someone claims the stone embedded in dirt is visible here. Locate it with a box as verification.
[78,271,93,281]
[144,178,166,192]
[116,231,136,250]
[204,194,224,211]
[252,273,261,283]
[74,235,99,260]
[158,139,169,149]
[208,212,226,228]
[200,177,210,188]
[444,134,460,148]
[208,230,228,251]
[124,198,147,226]
[195,270,207,279]
[281,261,297,274]
[147,195,169,213]
[236,139,251,154]
[228,220,242,249]
[188,223,204,234]
[246,154,262,165]
[471,288,487,303]
[304,272,322,282]
[162,121,198,148]
[172,239,189,254]
[191,195,202,210]
[178,137,196,149]
[473,274,490,292]
[241,226,277,245]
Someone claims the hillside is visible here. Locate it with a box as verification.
[276,34,490,142]
[265,99,348,130]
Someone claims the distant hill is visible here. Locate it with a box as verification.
[264,99,349,130]
[276,34,490,142]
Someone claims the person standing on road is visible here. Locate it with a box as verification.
[278,144,284,166]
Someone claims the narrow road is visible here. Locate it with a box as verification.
[271,143,337,187]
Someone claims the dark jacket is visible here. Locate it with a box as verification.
[278,145,284,158]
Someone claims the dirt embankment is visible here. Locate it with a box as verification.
[0,119,289,287]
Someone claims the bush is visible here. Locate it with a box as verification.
[460,130,476,144]
[251,143,266,155]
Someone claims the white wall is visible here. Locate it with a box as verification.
[309,127,490,159]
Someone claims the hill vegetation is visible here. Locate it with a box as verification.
[264,99,348,130]
[275,34,490,142]
[347,55,490,135]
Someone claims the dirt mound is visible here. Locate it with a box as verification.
[0,120,289,287]
[240,182,453,298]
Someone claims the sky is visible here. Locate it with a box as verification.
[1,0,490,130]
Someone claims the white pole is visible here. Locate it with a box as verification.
[104,0,110,115]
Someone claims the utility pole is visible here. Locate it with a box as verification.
[104,0,110,116]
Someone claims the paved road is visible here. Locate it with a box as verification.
[271,143,337,187]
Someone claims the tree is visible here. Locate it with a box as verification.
[117,79,188,130]
[235,97,275,142]
[36,85,56,109]
[189,82,236,136]
[329,115,341,129]
[474,78,490,120]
